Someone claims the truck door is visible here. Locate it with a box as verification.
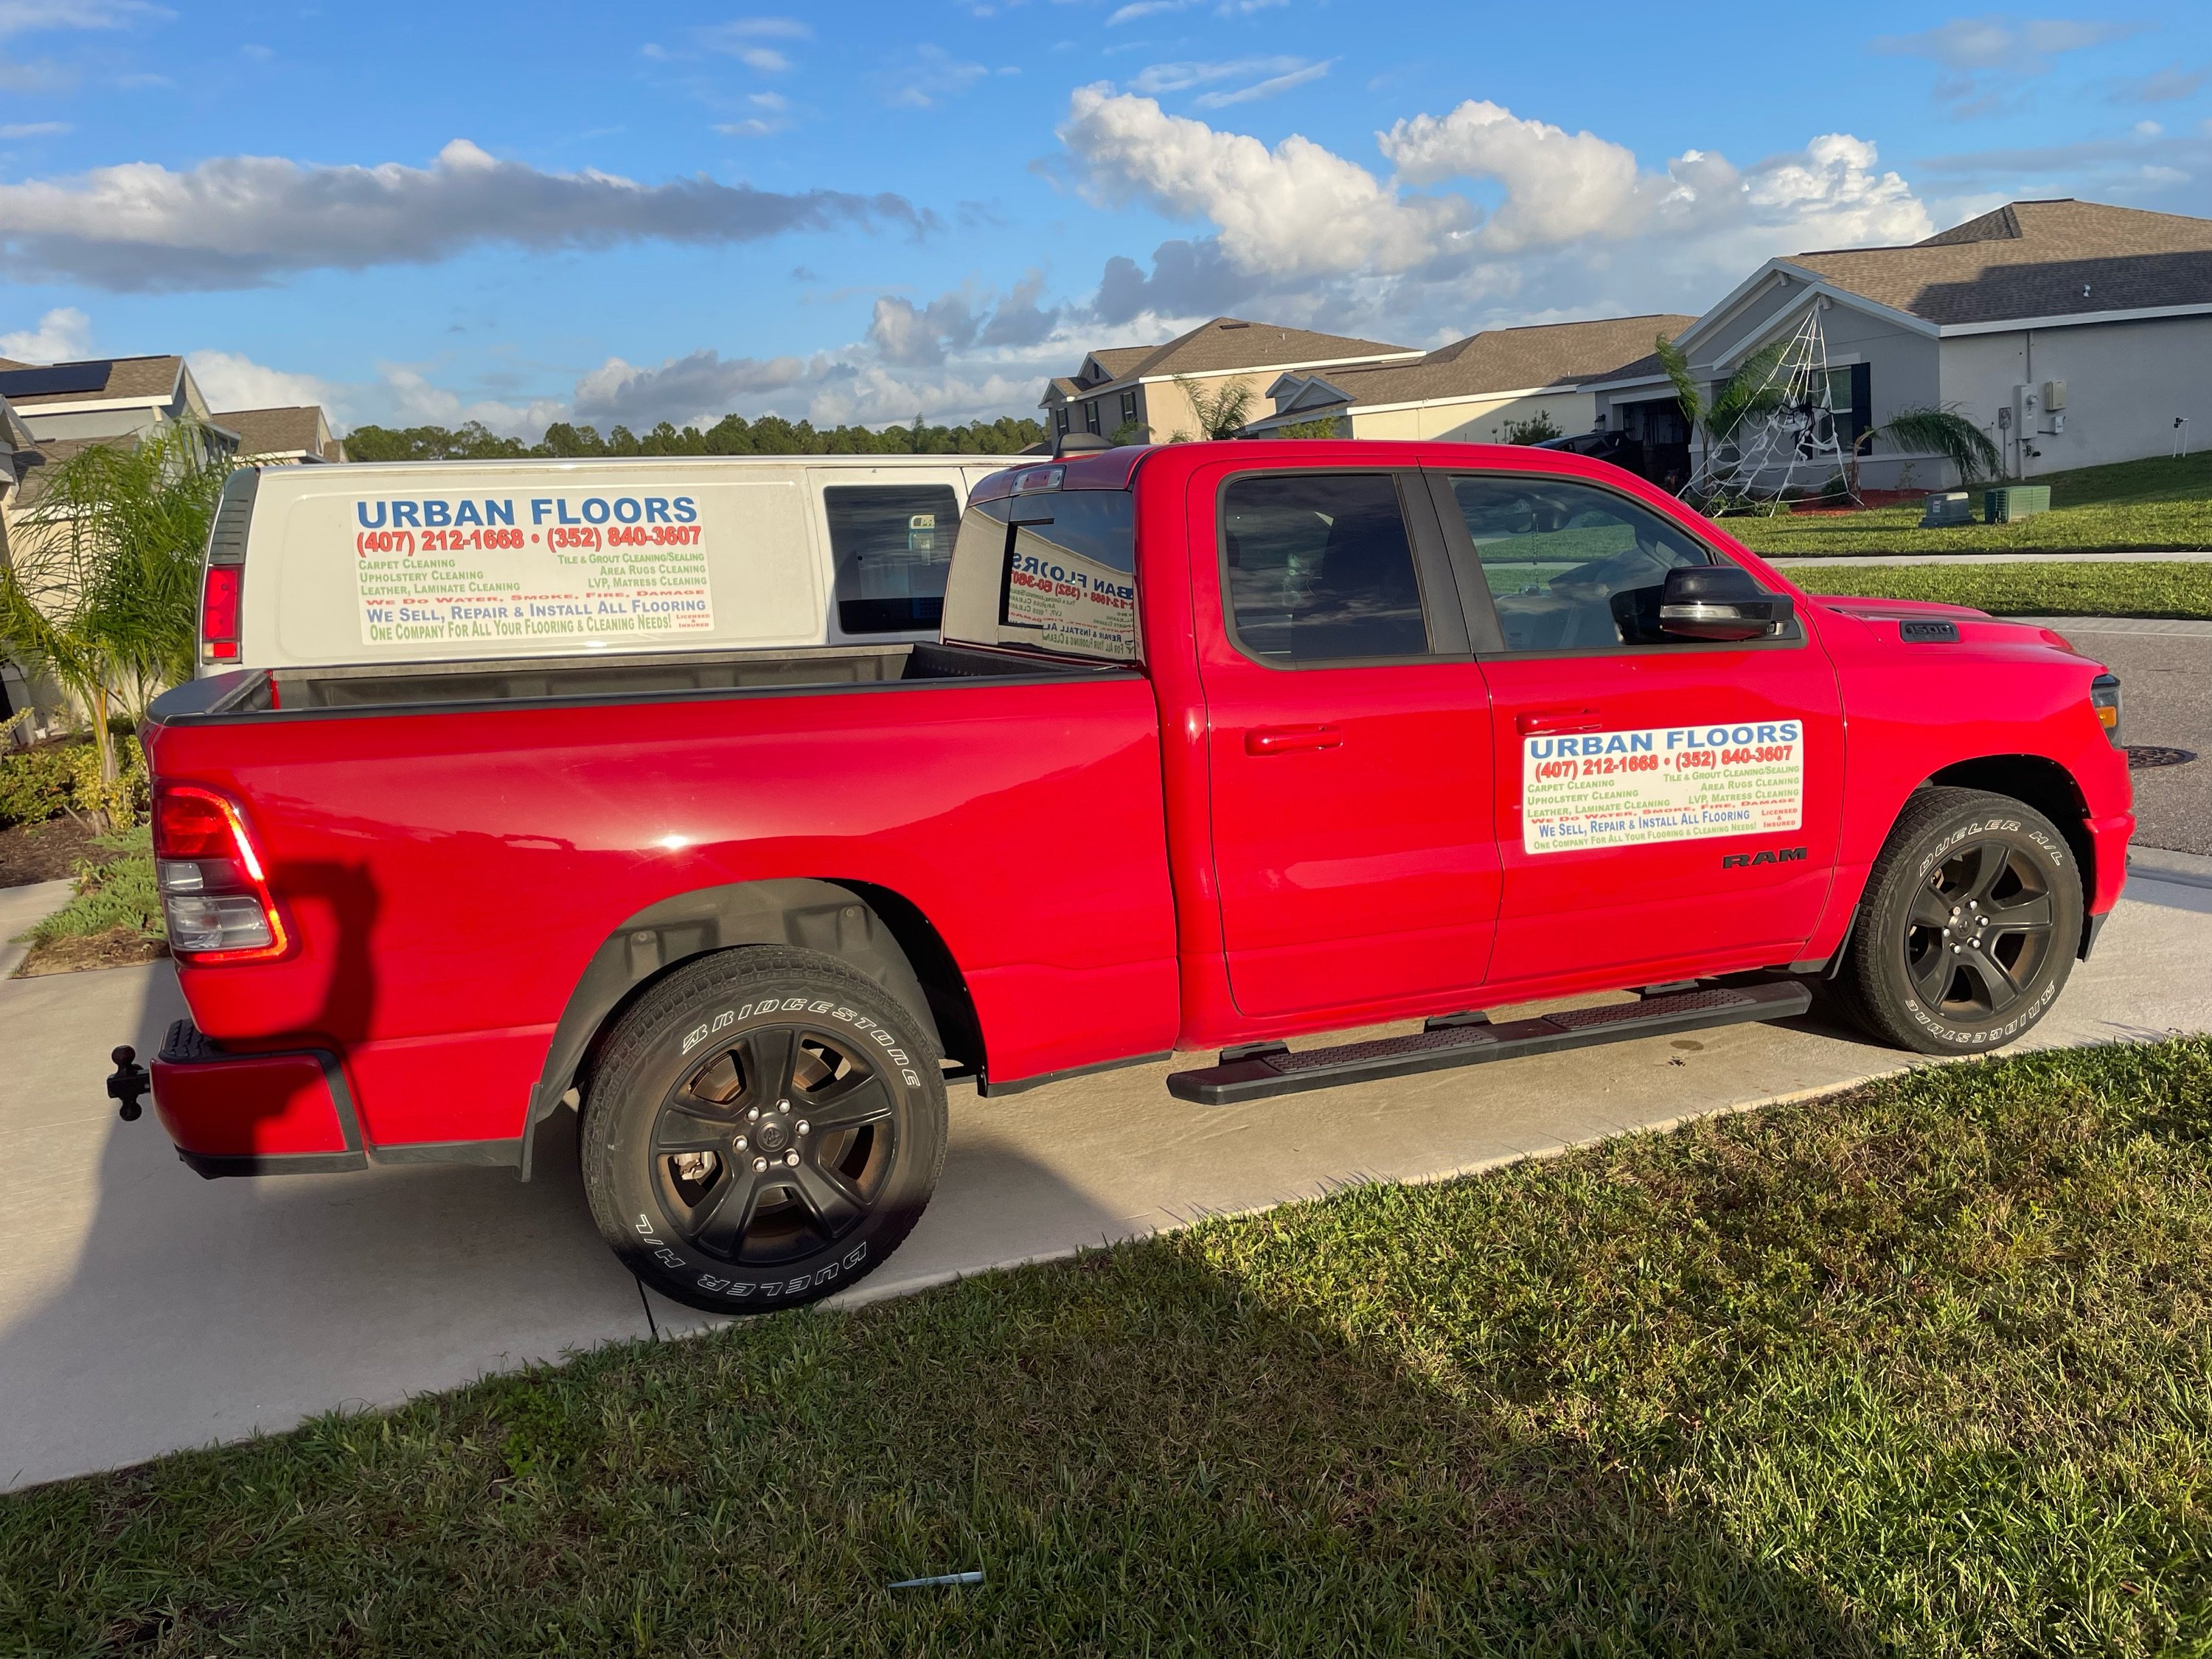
[1193,463,1498,1019]
[1430,467,1843,986]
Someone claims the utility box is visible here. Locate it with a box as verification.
[1920,490,1974,527]
[1985,484,2052,523]
[2043,380,2067,411]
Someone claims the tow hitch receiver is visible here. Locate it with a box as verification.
[106,1045,150,1121]
[1167,980,1813,1105]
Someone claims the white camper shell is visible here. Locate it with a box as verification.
[198,454,1025,674]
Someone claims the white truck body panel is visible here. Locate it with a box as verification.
[209,454,1022,674]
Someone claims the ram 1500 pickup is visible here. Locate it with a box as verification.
[130,440,2134,1310]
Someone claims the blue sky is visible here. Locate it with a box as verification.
[0,0,2204,435]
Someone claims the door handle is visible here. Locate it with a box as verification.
[1515,709,1603,736]
[1245,724,1343,756]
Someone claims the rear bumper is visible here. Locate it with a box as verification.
[152,1019,368,1178]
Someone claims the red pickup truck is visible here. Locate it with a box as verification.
[130,441,2133,1310]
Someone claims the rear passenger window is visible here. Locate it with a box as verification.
[1448,476,1713,653]
[824,484,961,635]
[1222,473,1431,664]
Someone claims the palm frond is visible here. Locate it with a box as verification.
[1874,406,2003,486]
[1653,335,1704,431]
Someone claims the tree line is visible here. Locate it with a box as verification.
[344,414,1048,464]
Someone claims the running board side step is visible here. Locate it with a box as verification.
[1166,981,1812,1105]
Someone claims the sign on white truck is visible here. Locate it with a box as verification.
[197,454,1026,673]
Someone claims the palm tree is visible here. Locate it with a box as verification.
[1654,333,1792,493]
[0,420,233,823]
[1852,406,2003,491]
[1172,375,1257,442]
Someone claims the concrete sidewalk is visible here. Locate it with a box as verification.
[0,878,73,981]
[1,871,2208,1492]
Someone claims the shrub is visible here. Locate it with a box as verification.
[0,742,80,827]
[67,731,147,827]
[24,825,162,942]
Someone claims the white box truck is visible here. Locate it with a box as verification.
[196,453,1026,674]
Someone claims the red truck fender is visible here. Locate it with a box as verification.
[518,877,980,1179]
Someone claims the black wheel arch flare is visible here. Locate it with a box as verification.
[522,878,981,1179]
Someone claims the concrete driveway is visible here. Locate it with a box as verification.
[3,859,2209,1492]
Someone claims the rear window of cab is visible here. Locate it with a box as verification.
[942,490,1138,663]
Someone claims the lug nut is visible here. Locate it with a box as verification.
[777,1099,790,1113]
[747,1107,759,1122]
[785,1150,800,1167]
[796,1120,810,1135]
[734,1135,746,1151]
[753,1156,768,1173]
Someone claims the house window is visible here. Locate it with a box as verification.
[1084,400,1102,434]
[1119,389,1138,428]
[1823,364,1873,453]
[1055,406,1070,437]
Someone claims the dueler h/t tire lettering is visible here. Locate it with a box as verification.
[580,945,947,1313]
[1837,786,2083,1057]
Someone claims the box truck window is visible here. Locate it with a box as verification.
[824,484,962,635]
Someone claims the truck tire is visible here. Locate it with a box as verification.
[1836,787,2083,1056]
[580,946,947,1314]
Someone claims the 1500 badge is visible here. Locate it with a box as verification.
[1722,846,1808,868]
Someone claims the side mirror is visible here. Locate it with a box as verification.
[1658,563,1795,642]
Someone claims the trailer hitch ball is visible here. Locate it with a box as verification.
[106,1045,150,1123]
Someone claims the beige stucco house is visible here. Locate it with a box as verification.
[1040,318,1421,445]
[1242,314,1697,445]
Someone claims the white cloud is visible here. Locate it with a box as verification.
[1874,15,2142,116]
[1382,101,1644,251]
[0,303,88,361]
[880,44,990,111]
[698,16,810,46]
[1106,0,1286,22]
[736,46,790,72]
[186,348,330,411]
[1873,15,2136,73]
[1194,60,1329,108]
[1130,55,1331,107]
[2110,66,2206,105]
[0,0,166,39]
[0,139,928,290]
[0,119,67,136]
[1059,86,1469,278]
[1062,88,1932,343]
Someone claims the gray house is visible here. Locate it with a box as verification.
[1587,199,2212,489]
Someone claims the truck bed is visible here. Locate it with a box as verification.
[153,641,1103,723]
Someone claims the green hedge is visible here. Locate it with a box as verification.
[0,742,79,828]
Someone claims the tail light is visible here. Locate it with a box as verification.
[201,564,242,664]
[153,786,288,962]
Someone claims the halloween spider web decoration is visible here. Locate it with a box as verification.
[1686,307,1857,511]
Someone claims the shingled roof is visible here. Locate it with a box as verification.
[0,354,185,406]
[218,405,344,462]
[1787,199,2212,327]
[1054,317,1418,401]
[1264,314,1698,416]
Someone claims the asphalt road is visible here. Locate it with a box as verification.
[2042,620,2212,856]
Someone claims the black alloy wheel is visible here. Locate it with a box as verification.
[652,1022,897,1268]
[581,946,947,1312]
[1838,787,2084,1055]
[1899,836,2059,1024]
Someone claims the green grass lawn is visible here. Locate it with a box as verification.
[7,1039,2212,1655]
[1792,560,2212,620]
[1728,451,2212,557]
